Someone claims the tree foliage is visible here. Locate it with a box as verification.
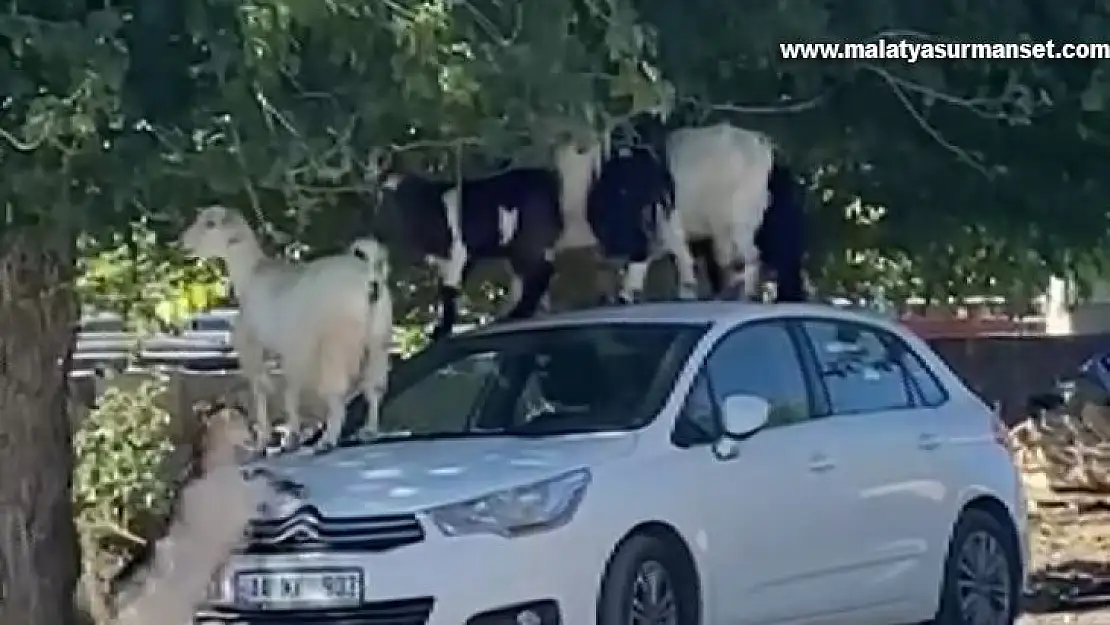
[4,0,1110,621]
[76,220,227,331]
[5,0,1110,316]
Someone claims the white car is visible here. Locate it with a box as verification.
[194,301,1027,625]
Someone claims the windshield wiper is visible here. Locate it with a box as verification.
[500,422,615,437]
[327,420,620,446]
[336,430,502,447]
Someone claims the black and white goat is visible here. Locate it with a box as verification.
[377,116,682,340]
[553,113,692,304]
[378,168,563,341]
[562,119,808,302]
[377,120,808,342]
[686,154,809,302]
[375,115,683,344]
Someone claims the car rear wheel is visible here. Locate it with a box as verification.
[597,533,698,625]
[931,508,1021,625]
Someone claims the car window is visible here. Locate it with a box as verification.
[677,371,718,440]
[899,347,948,407]
[503,329,690,432]
[703,322,812,426]
[800,320,914,415]
[381,351,501,433]
[377,323,707,439]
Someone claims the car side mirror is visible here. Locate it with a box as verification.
[720,394,770,440]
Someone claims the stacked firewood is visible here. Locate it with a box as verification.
[1011,394,1110,512]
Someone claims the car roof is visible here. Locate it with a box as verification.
[465,300,912,338]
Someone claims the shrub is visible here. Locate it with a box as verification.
[72,374,180,622]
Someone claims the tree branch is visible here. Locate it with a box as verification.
[0,126,48,151]
[861,64,993,178]
[698,89,833,115]
[78,519,147,546]
[861,65,1016,122]
[227,124,288,245]
[389,137,485,152]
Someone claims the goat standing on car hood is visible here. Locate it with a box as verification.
[179,205,393,454]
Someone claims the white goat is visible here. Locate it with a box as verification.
[555,122,776,299]
[111,409,279,625]
[180,205,393,454]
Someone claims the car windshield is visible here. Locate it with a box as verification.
[372,322,707,439]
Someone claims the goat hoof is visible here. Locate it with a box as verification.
[616,291,641,306]
[677,283,699,300]
[354,428,380,443]
[273,432,302,455]
[236,445,265,465]
[311,440,338,455]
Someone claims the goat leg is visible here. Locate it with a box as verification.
[617,257,651,304]
[279,382,304,453]
[660,216,698,300]
[430,284,460,341]
[233,326,273,454]
[689,239,722,298]
[355,341,390,441]
[246,376,272,460]
[312,394,347,454]
[772,259,807,302]
[503,258,554,321]
[740,257,761,301]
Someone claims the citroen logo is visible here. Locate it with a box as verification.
[290,524,322,542]
[254,506,326,546]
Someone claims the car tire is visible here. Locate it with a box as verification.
[931,508,1021,625]
[597,532,698,625]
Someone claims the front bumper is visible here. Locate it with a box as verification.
[194,518,603,625]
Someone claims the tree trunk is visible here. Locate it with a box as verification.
[0,230,81,625]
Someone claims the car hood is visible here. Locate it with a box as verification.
[253,431,639,517]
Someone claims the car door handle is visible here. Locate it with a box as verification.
[808,454,836,473]
[917,433,941,451]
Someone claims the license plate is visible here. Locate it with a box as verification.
[234,568,363,609]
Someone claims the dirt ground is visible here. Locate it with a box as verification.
[1020,504,1110,623]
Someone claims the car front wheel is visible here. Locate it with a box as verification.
[597,533,698,625]
[932,508,1021,625]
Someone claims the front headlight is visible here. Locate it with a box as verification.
[427,468,591,538]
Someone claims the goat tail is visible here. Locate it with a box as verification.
[349,237,390,307]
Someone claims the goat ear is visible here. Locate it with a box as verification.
[217,207,235,226]
[366,147,395,182]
